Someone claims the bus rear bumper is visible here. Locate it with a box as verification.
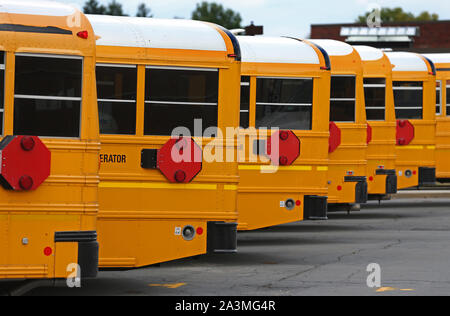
[419,167,436,186]
[345,176,368,204]
[304,195,328,220]
[55,231,99,278]
[207,222,238,254]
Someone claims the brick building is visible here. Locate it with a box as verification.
[310,20,450,53]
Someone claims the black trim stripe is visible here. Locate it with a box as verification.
[344,176,367,183]
[55,231,97,243]
[375,169,396,176]
[0,24,73,35]
[217,26,242,61]
[423,56,436,76]
[284,37,332,71]
[437,68,450,72]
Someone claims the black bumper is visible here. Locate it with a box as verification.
[304,196,328,220]
[386,174,398,194]
[207,222,237,254]
[54,231,99,278]
[419,167,436,186]
[345,176,368,204]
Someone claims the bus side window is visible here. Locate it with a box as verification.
[144,67,219,136]
[255,77,313,130]
[240,76,250,129]
[97,65,137,135]
[436,81,442,115]
[393,81,423,120]
[364,78,386,121]
[330,76,356,122]
[13,54,82,138]
[0,52,4,135]
[446,80,450,117]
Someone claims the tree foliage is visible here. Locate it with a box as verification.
[191,2,242,29]
[136,3,153,18]
[357,7,439,23]
[83,0,106,14]
[105,0,127,16]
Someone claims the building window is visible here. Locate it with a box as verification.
[364,78,386,121]
[436,81,442,115]
[330,76,356,122]
[240,76,250,129]
[144,66,219,136]
[0,52,4,135]
[14,54,82,137]
[97,64,137,135]
[255,77,313,130]
[393,81,423,120]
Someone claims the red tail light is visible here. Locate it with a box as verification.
[77,31,89,39]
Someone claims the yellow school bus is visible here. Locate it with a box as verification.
[423,54,450,182]
[354,46,397,199]
[88,15,241,268]
[385,52,437,188]
[235,36,330,230]
[0,1,100,287]
[309,40,368,208]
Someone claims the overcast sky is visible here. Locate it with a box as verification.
[27,0,450,37]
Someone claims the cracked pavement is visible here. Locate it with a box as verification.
[29,198,450,296]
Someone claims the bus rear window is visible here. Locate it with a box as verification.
[240,76,250,129]
[393,81,423,120]
[330,76,356,122]
[14,55,82,137]
[97,65,137,135]
[364,78,386,121]
[446,81,450,117]
[144,67,219,136]
[436,81,442,115]
[255,78,313,130]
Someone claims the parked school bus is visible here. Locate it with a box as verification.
[308,39,368,208]
[423,54,450,183]
[354,46,398,199]
[235,36,330,230]
[385,52,437,188]
[0,1,100,287]
[88,15,241,268]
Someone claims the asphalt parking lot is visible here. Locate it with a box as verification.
[29,198,450,296]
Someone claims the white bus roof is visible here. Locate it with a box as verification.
[385,52,428,72]
[237,36,320,64]
[309,39,355,57]
[423,54,450,65]
[87,15,228,52]
[353,46,385,62]
[0,0,76,16]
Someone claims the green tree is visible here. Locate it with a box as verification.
[191,2,242,29]
[83,0,106,14]
[136,3,153,18]
[357,7,439,23]
[105,0,127,16]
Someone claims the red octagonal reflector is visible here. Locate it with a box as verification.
[329,122,341,153]
[367,123,373,145]
[267,130,300,166]
[0,136,51,191]
[396,120,415,146]
[157,137,202,183]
